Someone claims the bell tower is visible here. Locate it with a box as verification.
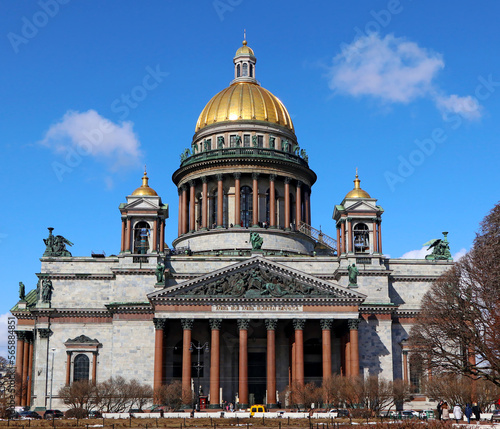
[119,169,169,254]
[333,171,384,257]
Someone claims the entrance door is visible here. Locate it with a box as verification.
[248,352,266,405]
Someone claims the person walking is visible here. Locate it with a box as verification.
[437,400,444,420]
[472,402,481,425]
[442,402,450,421]
[454,404,463,424]
[465,404,473,424]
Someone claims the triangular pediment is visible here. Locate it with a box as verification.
[124,198,160,210]
[149,256,366,303]
[343,199,378,212]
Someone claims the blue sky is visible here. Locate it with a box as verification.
[1,0,499,357]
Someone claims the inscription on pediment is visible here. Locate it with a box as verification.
[184,267,337,298]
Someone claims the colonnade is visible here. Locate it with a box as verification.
[336,217,382,254]
[15,331,33,407]
[120,218,166,253]
[153,318,360,408]
[177,174,312,236]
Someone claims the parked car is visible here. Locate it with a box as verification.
[88,410,103,418]
[44,409,64,419]
[491,410,500,423]
[19,411,42,420]
[419,410,435,420]
[329,409,349,418]
[249,404,266,416]
[401,410,419,419]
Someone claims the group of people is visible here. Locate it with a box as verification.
[437,400,481,424]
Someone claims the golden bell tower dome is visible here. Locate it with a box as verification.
[131,168,158,196]
[345,170,371,199]
[195,40,294,133]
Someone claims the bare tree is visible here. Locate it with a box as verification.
[360,376,393,414]
[322,375,345,408]
[129,379,153,411]
[58,380,97,412]
[155,380,183,411]
[409,202,500,387]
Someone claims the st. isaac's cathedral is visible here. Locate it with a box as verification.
[12,40,453,411]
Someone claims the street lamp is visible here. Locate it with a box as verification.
[189,342,209,411]
[49,348,56,410]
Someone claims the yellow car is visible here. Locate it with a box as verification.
[249,405,267,416]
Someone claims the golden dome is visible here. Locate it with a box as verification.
[235,40,255,57]
[131,169,158,196]
[195,82,294,132]
[345,170,371,199]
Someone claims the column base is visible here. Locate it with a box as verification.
[180,404,192,410]
[208,404,221,409]
[238,403,249,410]
[266,403,279,409]
[252,224,259,228]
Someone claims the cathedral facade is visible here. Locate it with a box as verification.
[12,41,453,411]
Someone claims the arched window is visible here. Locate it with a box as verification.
[249,64,253,77]
[133,221,150,254]
[241,186,252,227]
[237,64,241,77]
[242,63,248,77]
[73,354,89,382]
[353,223,369,253]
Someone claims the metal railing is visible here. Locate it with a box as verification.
[298,221,337,253]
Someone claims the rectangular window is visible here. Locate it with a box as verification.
[230,135,236,148]
[257,135,263,147]
[206,139,211,150]
[244,134,250,147]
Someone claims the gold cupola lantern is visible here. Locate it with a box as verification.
[345,169,371,199]
[131,168,158,197]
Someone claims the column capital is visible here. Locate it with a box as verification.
[153,318,167,330]
[209,318,222,330]
[180,184,187,192]
[188,179,196,187]
[284,177,292,184]
[297,180,303,188]
[181,318,194,330]
[265,319,278,331]
[348,319,360,330]
[178,187,182,196]
[216,173,224,181]
[269,174,277,182]
[15,331,27,341]
[237,319,250,330]
[293,319,306,330]
[37,328,52,339]
[320,319,333,330]
[252,172,259,180]
[201,176,208,184]
[233,172,241,180]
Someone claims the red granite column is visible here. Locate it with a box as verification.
[234,173,241,227]
[21,339,29,407]
[403,351,408,384]
[209,319,222,408]
[252,173,259,227]
[92,351,98,384]
[182,185,188,234]
[265,319,278,408]
[347,219,352,253]
[125,218,131,251]
[284,178,291,230]
[336,227,341,255]
[66,351,71,385]
[202,178,208,229]
[372,219,378,253]
[160,220,165,253]
[342,221,346,254]
[304,188,310,225]
[348,319,360,377]
[238,319,249,408]
[293,319,305,387]
[120,218,126,252]
[15,332,24,406]
[217,174,223,227]
[340,335,346,376]
[178,188,182,236]
[181,319,194,405]
[291,341,296,384]
[152,219,158,252]
[189,180,196,232]
[378,221,383,254]
[295,181,302,228]
[345,334,351,377]
[269,175,276,228]
[26,336,33,406]
[321,319,333,382]
[153,319,166,398]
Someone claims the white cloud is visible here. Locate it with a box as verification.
[0,312,16,359]
[400,246,432,259]
[435,94,482,120]
[453,247,467,261]
[40,110,142,170]
[329,33,482,120]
